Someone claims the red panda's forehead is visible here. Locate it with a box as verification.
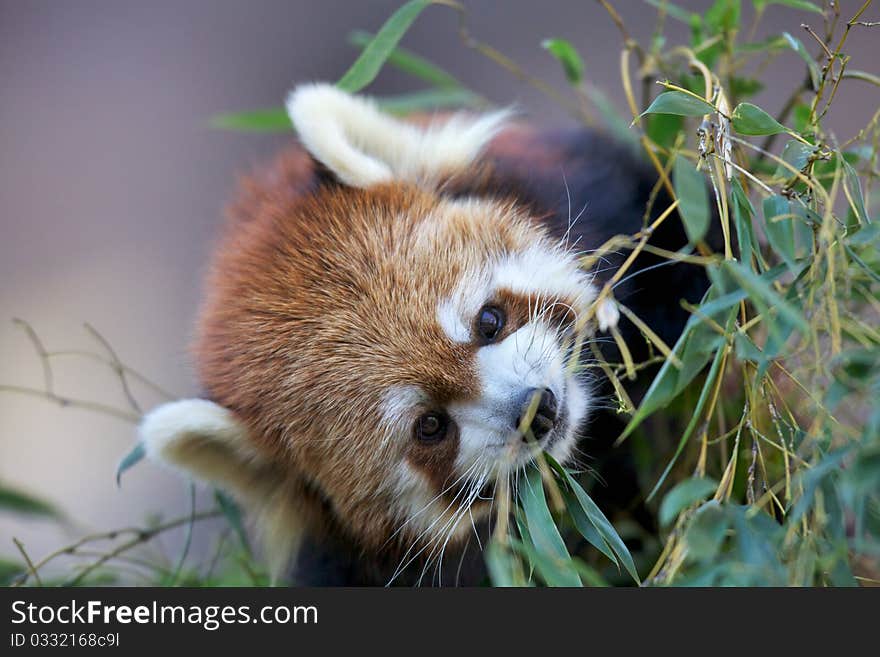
[317,191,539,398]
[195,182,577,452]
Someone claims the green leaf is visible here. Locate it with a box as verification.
[734,331,765,363]
[210,108,292,133]
[684,501,730,561]
[337,0,440,93]
[773,140,815,179]
[731,102,788,135]
[782,32,820,90]
[0,559,25,586]
[792,103,812,132]
[375,88,483,114]
[673,155,710,244]
[788,448,851,524]
[508,537,581,587]
[640,90,715,118]
[848,222,879,247]
[706,0,741,34]
[620,294,734,441]
[585,86,638,147]
[721,259,809,334]
[559,469,640,583]
[731,176,761,269]
[0,483,61,519]
[841,158,870,225]
[568,557,609,587]
[348,30,464,89]
[659,477,719,526]
[646,334,730,501]
[648,112,684,149]
[643,0,697,23]
[518,467,581,586]
[754,0,823,14]
[561,486,618,566]
[762,195,811,271]
[730,76,765,99]
[210,89,482,135]
[736,35,788,53]
[116,442,146,486]
[542,38,584,85]
[485,540,526,587]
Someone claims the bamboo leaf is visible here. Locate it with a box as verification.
[518,467,581,586]
[640,90,715,118]
[374,88,484,114]
[643,0,697,23]
[731,176,761,270]
[731,102,788,135]
[659,477,719,526]
[210,108,292,133]
[508,537,581,587]
[782,32,820,89]
[754,0,822,14]
[116,442,146,486]
[561,486,618,565]
[210,89,482,134]
[542,38,584,85]
[706,0,741,34]
[646,338,729,501]
[841,158,870,225]
[337,0,444,93]
[485,540,526,587]
[762,195,812,272]
[348,30,464,89]
[773,140,815,179]
[722,259,809,333]
[0,484,61,519]
[559,469,640,583]
[685,501,730,560]
[673,155,710,244]
[0,559,26,586]
[620,285,743,441]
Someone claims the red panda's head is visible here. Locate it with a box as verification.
[140,84,602,571]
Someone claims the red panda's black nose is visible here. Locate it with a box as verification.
[516,388,558,441]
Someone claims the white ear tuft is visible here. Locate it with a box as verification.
[139,399,304,582]
[140,398,263,487]
[285,83,511,189]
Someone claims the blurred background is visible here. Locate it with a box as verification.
[1,0,877,575]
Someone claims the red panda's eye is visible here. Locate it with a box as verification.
[416,412,448,442]
[476,305,505,343]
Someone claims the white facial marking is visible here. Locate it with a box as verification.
[391,461,438,535]
[493,244,595,311]
[435,243,595,477]
[437,271,491,343]
[380,384,424,445]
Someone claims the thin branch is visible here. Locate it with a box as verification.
[12,538,43,587]
[83,322,142,414]
[12,510,221,587]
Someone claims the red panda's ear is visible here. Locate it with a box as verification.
[139,399,304,579]
[285,83,511,189]
[139,399,274,497]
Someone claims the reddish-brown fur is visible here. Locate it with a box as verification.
[195,140,558,550]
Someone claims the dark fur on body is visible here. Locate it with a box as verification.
[278,125,710,586]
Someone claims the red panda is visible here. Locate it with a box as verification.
[139,83,709,586]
